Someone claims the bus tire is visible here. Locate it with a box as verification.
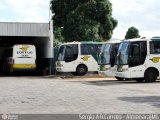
[115,76,124,81]
[144,69,157,83]
[76,65,87,76]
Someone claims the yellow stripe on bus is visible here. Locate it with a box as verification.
[12,64,36,69]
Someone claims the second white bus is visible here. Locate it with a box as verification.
[56,41,103,75]
[98,40,121,77]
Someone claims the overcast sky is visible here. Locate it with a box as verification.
[0,0,159,39]
[111,0,160,39]
[0,0,50,22]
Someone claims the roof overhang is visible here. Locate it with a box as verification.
[0,22,49,37]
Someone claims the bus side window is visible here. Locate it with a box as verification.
[129,41,147,67]
[96,44,102,55]
[65,45,78,62]
[132,45,139,57]
[65,46,73,62]
[81,45,89,55]
[72,45,78,60]
[140,41,147,64]
[150,41,160,54]
[81,44,96,55]
[111,45,118,67]
[129,43,140,67]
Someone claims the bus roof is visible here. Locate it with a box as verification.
[122,36,160,42]
[13,44,35,46]
[106,39,122,44]
[122,38,148,42]
[80,41,105,44]
[61,41,105,45]
[8,44,35,48]
[151,36,160,41]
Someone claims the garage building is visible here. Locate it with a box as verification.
[0,22,54,75]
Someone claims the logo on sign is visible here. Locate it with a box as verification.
[20,46,29,52]
[17,46,33,54]
[82,56,90,61]
[150,57,160,63]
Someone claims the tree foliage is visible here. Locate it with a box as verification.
[125,26,140,39]
[51,0,118,42]
[53,27,64,48]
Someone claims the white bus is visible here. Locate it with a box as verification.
[115,37,160,82]
[98,40,121,77]
[56,42,103,75]
[3,44,36,73]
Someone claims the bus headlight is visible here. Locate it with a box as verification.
[57,68,62,71]
[58,64,63,67]
[57,62,63,67]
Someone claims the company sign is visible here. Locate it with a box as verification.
[17,46,33,57]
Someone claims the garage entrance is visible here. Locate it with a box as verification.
[0,22,53,75]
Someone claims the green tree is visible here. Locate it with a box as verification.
[125,26,140,39]
[53,27,64,48]
[51,0,118,42]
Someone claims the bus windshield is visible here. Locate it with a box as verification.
[57,45,66,61]
[57,44,78,62]
[98,44,111,65]
[116,42,130,65]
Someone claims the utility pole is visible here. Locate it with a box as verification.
[48,0,54,75]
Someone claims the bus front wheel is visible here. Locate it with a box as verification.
[144,69,157,83]
[76,65,87,76]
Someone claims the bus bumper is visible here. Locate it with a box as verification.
[98,65,115,77]
[56,60,78,72]
[56,66,75,72]
[115,71,130,79]
[98,70,115,77]
[13,64,36,70]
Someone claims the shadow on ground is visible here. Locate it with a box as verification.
[72,80,160,86]
[0,71,43,77]
[119,96,160,108]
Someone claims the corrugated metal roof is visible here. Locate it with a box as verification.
[0,22,49,37]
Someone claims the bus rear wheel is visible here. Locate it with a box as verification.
[144,69,157,83]
[76,65,87,76]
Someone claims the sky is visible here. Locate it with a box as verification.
[0,0,50,22]
[0,0,160,39]
[111,0,160,39]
